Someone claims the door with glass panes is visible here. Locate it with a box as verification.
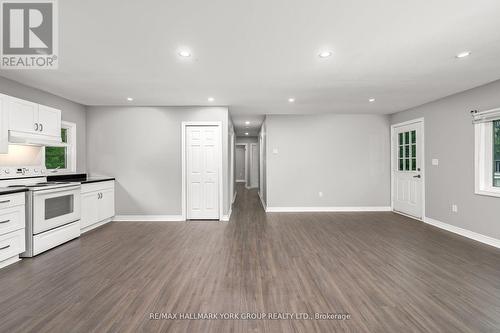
[392,121,423,219]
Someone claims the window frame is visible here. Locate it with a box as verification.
[475,121,500,197]
[43,121,77,174]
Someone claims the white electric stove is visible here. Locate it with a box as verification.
[0,167,81,257]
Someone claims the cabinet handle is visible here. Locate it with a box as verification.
[0,220,10,224]
[0,200,10,204]
[0,245,10,250]
[39,123,43,132]
[34,123,39,131]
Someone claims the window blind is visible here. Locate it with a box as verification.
[472,107,500,124]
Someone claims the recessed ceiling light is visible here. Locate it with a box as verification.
[288,98,295,103]
[456,51,471,58]
[369,98,375,102]
[245,132,249,136]
[318,51,332,58]
[126,97,133,101]
[208,97,215,102]
[178,50,191,57]
[245,121,250,125]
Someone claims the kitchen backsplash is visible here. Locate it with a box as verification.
[0,145,43,167]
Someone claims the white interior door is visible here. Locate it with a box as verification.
[235,145,246,182]
[186,126,220,220]
[392,121,423,219]
[250,143,259,188]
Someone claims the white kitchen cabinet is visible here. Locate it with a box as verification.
[0,96,7,153]
[7,96,38,134]
[98,188,115,222]
[0,192,26,269]
[7,95,61,140]
[80,181,115,232]
[37,104,62,138]
[80,191,98,230]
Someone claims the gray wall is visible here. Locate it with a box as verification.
[266,114,391,208]
[86,106,230,216]
[0,76,87,172]
[391,79,500,240]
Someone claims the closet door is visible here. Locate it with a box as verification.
[186,126,220,220]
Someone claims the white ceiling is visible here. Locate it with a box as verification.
[231,115,265,136]
[2,0,500,135]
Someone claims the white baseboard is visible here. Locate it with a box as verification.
[81,217,113,233]
[113,215,184,222]
[424,217,500,249]
[236,180,246,183]
[265,206,392,213]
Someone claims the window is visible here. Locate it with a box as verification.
[44,121,76,173]
[398,130,417,171]
[474,111,500,197]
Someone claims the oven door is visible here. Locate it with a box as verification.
[32,186,81,234]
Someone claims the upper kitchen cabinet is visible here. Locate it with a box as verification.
[7,96,38,134]
[0,96,7,153]
[5,94,62,143]
[37,105,62,138]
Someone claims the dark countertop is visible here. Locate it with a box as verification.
[0,187,29,195]
[47,173,115,184]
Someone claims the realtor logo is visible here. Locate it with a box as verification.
[1,0,58,69]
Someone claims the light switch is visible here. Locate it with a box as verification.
[273,148,279,154]
[432,159,439,166]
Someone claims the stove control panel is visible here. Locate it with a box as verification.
[0,167,47,179]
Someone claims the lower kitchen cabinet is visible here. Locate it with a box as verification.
[80,181,115,232]
[0,192,26,269]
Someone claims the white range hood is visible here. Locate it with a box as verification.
[8,130,66,147]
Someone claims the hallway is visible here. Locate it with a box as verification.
[0,186,499,332]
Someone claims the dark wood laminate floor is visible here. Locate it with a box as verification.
[0,185,499,333]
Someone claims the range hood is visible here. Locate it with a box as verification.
[8,131,66,147]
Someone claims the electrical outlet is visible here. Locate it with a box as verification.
[452,204,458,213]
[272,148,279,154]
[432,159,439,166]
[318,191,323,198]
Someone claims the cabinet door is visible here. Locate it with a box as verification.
[98,188,115,221]
[7,96,38,134]
[38,105,61,138]
[81,191,99,229]
[0,95,7,153]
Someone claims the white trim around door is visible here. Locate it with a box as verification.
[390,118,426,221]
[181,121,224,221]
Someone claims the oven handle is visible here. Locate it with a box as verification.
[0,245,10,250]
[33,185,81,196]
